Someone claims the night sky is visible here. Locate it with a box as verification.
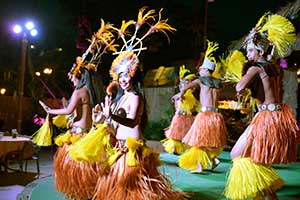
[0,0,295,96]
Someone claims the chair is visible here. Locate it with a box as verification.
[4,141,40,174]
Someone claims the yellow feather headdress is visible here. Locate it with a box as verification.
[200,40,219,71]
[243,12,296,57]
[69,19,117,78]
[109,6,176,81]
[220,50,246,83]
[179,65,195,81]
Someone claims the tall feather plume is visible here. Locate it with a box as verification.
[145,8,177,43]
[109,7,176,81]
[71,19,118,78]
[259,13,296,57]
[89,19,118,68]
[179,65,190,79]
[219,50,246,83]
[205,40,219,64]
[113,6,176,56]
[136,6,156,30]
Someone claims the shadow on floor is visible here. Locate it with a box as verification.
[0,172,38,187]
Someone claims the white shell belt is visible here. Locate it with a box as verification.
[258,103,282,112]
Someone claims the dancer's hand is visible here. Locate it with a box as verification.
[171,93,180,103]
[92,104,104,124]
[101,95,112,118]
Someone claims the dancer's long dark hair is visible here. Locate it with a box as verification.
[76,68,105,107]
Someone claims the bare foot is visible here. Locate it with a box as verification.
[191,162,203,173]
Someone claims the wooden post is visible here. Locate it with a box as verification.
[17,34,28,133]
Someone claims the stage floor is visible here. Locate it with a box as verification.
[29,151,300,200]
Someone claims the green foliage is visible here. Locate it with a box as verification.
[220,109,249,146]
[143,119,170,141]
[144,95,174,141]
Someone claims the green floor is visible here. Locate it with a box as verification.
[30,151,300,200]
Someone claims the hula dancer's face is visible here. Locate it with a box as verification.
[199,67,209,77]
[246,47,260,62]
[119,72,132,91]
[179,79,188,92]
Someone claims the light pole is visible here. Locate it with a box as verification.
[203,0,208,50]
[12,21,38,133]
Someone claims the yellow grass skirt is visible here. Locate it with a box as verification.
[32,116,52,146]
[224,157,284,200]
[161,138,188,154]
[68,123,115,163]
[178,146,222,170]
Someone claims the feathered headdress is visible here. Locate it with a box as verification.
[219,50,246,83]
[200,40,219,71]
[243,12,296,57]
[109,6,176,81]
[69,19,118,78]
[179,65,195,81]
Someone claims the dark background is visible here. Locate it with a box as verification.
[0,0,295,98]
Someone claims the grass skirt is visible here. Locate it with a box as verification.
[165,114,194,140]
[32,116,52,146]
[54,144,106,199]
[161,138,188,154]
[178,146,222,170]
[224,157,284,199]
[68,123,115,163]
[93,138,187,200]
[54,130,82,146]
[182,112,227,148]
[242,104,299,164]
[162,114,193,154]
[53,123,116,199]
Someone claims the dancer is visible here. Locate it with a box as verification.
[92,7,186,200]
[162,65,199,154]
[178,40,227,173]
[39,20,115,200]
[39,55,105,145]
[225,13,299,200]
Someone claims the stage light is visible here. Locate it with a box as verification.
[13,25,22,34]
[25,21,34,30]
